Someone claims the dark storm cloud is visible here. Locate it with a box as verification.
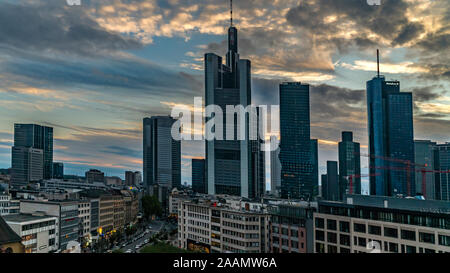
[286,0,422,47]
[0,1,142,57]
[409,86,443,103]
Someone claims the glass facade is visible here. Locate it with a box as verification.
[338,132,361,197]
[279,82,314,200]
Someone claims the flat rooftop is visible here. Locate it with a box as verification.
[2,213,56,223]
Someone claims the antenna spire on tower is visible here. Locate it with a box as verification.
[230,0,233,26]
[377,49,380,78]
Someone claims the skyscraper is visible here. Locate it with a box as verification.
[414,140,436,199]
[311,139,319,197]
[13,124,53,180]
[338,132,361,197]
[367,74,415,196]
[279,82,313,200]
[322,161,339,201]
[52,162,64,179]
[204,12,256,198]
[11,147,43,188]
[270,136,281,197]
[143,116,181,200]
[434,143,450,201]
[192,159,206,194]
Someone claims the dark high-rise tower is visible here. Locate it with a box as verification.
[192,159,206,194]
[338,132,361,198]
[322,161,339,201]
[12,124,53,181]
[204,4,257,198]
[367,53,415,196]
[311,139,319,197]
[279,82,314,200]
[143,116,181,194]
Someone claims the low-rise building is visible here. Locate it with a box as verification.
[0,193,19,216]
[99,195,114,235]
[269,202,316,253]
[20,200,80,250]
[3,213,57,253]
[178,197,270,253]
[78,199,91,243]
[314,194,450,253]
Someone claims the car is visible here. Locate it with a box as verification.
[125,249,132,253]
[144,239,149,244]
[121,244,127,248]
[135,245,140,250]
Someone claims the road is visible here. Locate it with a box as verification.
[120,220,165,253]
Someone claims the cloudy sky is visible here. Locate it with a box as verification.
[0,0,448,191]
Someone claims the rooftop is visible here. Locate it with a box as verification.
[2,213,56,223]
[0,216,22,245]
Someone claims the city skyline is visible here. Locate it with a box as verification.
[0,0,449,189]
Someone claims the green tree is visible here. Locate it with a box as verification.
[141,195,162,220]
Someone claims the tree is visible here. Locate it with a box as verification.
[141,195,162,220]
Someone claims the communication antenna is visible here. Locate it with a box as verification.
[377,49,380,78]
[230,0,233,26]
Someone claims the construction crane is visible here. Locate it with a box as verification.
[356,152,426,196]
[346,173,380,194]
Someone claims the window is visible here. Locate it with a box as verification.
[388,242,398,253]
[419,232,435,244]
[327,219,337,230]
[316,243,325,253]
[368,225,381,236]
[340,234,350,246]
[358,237,366,247]
[339,221,350,233]
[439,235,450,247]
[406,245,416,253]
[354,223,366,233]
[315,218,324,229]
[401,230,416,241]
[340,247,350,253]
[384,227,398,238]
[315,230,325,241]
[327,232,337,244]
[327,245,338,253]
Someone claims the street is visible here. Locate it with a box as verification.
[119,220,165,253]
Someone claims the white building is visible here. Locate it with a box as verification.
[78,199,91,241]
[178,198,270,253]
[3,213,57,253]
[0,193,19,216]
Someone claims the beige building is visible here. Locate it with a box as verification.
[178,197,270,253]
[99,195,114,234]
[314,195,450,253]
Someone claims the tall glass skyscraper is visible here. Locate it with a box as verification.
[192,159,206,194]
[12,124,53,184]
[204,18,260,198]
[338,131,361,198]
[367,76,415,196]
[143,116,181,198]
[434,143,450,201]
[279,82,314,200]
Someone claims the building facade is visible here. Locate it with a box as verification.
[178,199,270,253]
[367,76,415,196]
[52,162,64,179]
[322,161,339,201]
[85,169,105,184]
[414,140,436,199]
[434,143,450,201]
[279,82,314,200]
[339,132,361,197]
[13,124,53,180]
[3,213,57,253]
[11,146,43,188]
[0,193,19,216]
[313,195,450,253]
[192,159,206,194]
[270,136,281,197]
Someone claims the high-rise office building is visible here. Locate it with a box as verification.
[192,159,206,194]
[270,136,281,197]
[311,139,319,197]
[52,162,64,179]
[204,15,257,198]
[13,124,53,180]
[434,143,450,201]
[367,75,415,196]
[338,132,361,198]
[414,140,437,199]
[143,116,181,206]
[279,82,314,200]
[10,147,43,188]
[322,161,339,201]
[14,124,53,179]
